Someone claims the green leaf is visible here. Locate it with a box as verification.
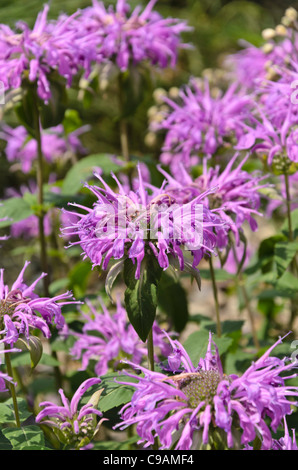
[105,259,125,303]
[157,272,189,332]
[182,329,233,366]
[15,335,43,369]
[274,241,298,278]
[257,234,287,274]
[10,351,60,368]
[281,208,298,240]
[62,154,121,195]
[94,373,137,413]
[124,255,162,342]
[62,109,83,134]
[0,398,32,425]
[2,425,45,450]
[0,197,33,227]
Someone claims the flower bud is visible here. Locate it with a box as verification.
[262,28,276,40]
[285,7,297,22]
[275,24,288,36]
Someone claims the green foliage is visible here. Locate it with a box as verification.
[124,255,163,342]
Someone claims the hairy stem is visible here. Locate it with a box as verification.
[5,349,21,427]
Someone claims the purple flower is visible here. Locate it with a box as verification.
[70,296,173,376]
[159,152,268,253]
[0,124,88,174]
[36,377,106,449]
[272,419,298,450]
[79,0,192,72]
[236,104,298,166]
[150,78,252,173]
[0,261,78,346]
[115,332,298,450]
[62,164,225,279]
[0,5,95,101]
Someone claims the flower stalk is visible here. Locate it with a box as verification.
[284,172,298,328]
[208,256,221,337]
[4,348,21,427]
[32,90,50,297]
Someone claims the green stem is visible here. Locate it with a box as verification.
[231,243,260,350]
[118,73,133,188]
[284,173,294,242]
[5,349,21,427]
[284,172,298,327]
[147,328,159,450]
[209,257,221,337]
[32,91,49,297]
[147,328,155,372]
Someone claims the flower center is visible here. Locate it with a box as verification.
[0,291,30,318]
[178,371,221,408]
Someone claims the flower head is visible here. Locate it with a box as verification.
[0,5,94,101]
[115,331,298,450]
[79,0,192,72]
[0,261,78,346]
[36,377,105,449]
[70,296,173,376]
[159,152,268,252]
[62,164,225,279]
[272,418,298,450]
[150,78,252,173]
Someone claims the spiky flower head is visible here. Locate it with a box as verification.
[70,296,173,376]
[115,332,298,450]
[62,164,225,280]
[79,0,192,72]
[0,261,78,346]
[35,377,105,450]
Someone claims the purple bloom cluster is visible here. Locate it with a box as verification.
[159,152,268,264]
[0,1,191,102]
[36,377,105,450]
[78,0,192,72]
[115,332,298,450]
[0,5,90,101]
[70,296,172,376]
[62,164,226,279]
[149,78,252,174]
[0,261,78,346]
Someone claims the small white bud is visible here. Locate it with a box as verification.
[261,28,276,40]
[285,7,298,22]
[153,88,167,104]
[275,24,288,36]
[262,43,274,54]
